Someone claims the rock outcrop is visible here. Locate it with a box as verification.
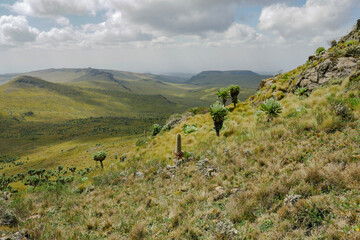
[250,19,360,103]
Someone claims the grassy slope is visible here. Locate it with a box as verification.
[4,72,358,239]
[0,76,188,121]
[4,28,360,239]
[2,34,359,239]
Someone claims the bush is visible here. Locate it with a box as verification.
[330,40,337,47]
[210,101,228,136]
[260,98,283,121]
[228,85,240,107]
[151,124,162,136]
[93,151,107,168]
[295,87,308,96]
[216,88,230,106]
[182,124,197,135]
[345,45,360,57]
[315,47,325,55]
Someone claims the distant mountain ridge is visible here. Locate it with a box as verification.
[0,68,189,85]
[187,70,271,88]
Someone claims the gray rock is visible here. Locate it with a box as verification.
[298,57,359,90]
[0,205,17,227]
[134,171,144,178]
[86,185,95,193]
[1,192,12,201]
[196,158,218,177]
[214,186,226,201]
[216,220,238,237]
[284,194,302,206]
[166,165,176,171]
[243,149,252,157]
[0,231,31,240]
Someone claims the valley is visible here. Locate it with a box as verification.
[0,68,262,177]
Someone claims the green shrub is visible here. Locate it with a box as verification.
[260,219,274,232]
[315,47,325,55]
[92,151,107,168]
[228,85,240,107]
[330,40,337,47]
[345,40,356,46]
[260,98,283,122]
[151,124,162,136]
[216,88,230,106]
[345,45,360,57]
[182,124,197,135]
[210,101,228,136]
[295,87,308,96]
[0,174,13,191]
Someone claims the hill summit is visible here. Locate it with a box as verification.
[187,70,269,88]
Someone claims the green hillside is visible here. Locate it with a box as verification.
[187,70,271,88]
[0,75,181,121]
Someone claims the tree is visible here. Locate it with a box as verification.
[210,101,228,136]
[216,88,230,106]
[93,151,107,169]
[228,85,240,107]
[260,98,283,122]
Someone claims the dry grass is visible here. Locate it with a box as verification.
[2,68,360,239]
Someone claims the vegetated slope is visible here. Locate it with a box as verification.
[0,75,186,121]
[3,21,360,240]
[187,70,271,88]
[0,68,190,85]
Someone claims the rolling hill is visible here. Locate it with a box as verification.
[187,70,271,88]
[0,75,184,121]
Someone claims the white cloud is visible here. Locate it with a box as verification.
[37,27,81,47]
[55,16,70,26]
[12,0,100,17]
[259,0,356,40]
[0,15,39,46]
[80,11,153,46]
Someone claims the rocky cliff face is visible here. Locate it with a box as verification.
[250,20,360,103]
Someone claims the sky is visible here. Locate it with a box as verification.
[0,0,359,75]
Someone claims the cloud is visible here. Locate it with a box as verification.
[81,11,154,45]
[0,15,39,46]
[10,0,296,36]
[37,27,82,47]
[122,0,237,35]
[259,0,356,39]
[55,16,70,26]
[12,0,100,17]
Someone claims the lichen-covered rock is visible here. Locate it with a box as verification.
[215,220,238,238]
[0,231,32,240]
[284,194,302,206]
[0,202,18,227]
[297,57,359,90]
[196,158,218,177]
